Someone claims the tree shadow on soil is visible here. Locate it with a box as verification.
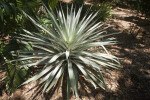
[101,27,150,100]
[80,27,150,100]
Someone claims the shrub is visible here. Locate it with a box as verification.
[0,1,16,33]
[126,0,150,18]
[0,39,32,93]
[0,0,59,94]
[97,2,112,21]
[12,5,121,99]
[82,2,112,21]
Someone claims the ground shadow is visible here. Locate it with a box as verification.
[96,26,150,100]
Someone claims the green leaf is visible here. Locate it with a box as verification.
[67,75,70,100]
[68,60,79,99]
[75,62,97,88]
[66,50,70,60]
[22,66,52,85]
[0,7,3,21]
[1,2,10,15]
[43,61,64,92]
[46,64,65,92]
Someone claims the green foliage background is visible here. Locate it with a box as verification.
[0,0,59,93]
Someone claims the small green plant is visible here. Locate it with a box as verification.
[12,5,121,99]
[0,40,32,93]
[98,2,112,21]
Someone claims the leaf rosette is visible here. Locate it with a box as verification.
[12,5,121,100]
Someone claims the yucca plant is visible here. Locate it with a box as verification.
[12,5,121,100]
